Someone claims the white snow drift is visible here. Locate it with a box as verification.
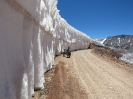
[0,0,100,99]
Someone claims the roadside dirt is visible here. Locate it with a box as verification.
[33,49,133,99]
[44,61,88,99]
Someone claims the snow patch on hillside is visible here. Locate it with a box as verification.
[120,53,133,64]
[94,38,106,45]
[100,38,106,44]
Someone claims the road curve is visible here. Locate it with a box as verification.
[54,49,133,99]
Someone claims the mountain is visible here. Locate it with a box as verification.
[94,38,107,44]
[103,35,133,53]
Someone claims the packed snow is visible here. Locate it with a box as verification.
[0,0,101,99]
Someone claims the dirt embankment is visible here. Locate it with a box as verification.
[89,43,123,59]
[90,43,133,73]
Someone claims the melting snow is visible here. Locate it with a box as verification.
[120,53,133,64]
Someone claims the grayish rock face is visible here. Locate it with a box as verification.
[103,35,133,53]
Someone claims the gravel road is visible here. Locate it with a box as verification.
[34,49,133,99]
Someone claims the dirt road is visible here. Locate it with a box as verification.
[34,49,133,99]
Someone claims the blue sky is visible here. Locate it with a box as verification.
[57,0,133,38]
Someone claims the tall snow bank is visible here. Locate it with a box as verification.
[0,0,99,99]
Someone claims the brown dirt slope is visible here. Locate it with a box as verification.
[89,43,123,59]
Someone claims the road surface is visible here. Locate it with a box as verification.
[34,49,133,99]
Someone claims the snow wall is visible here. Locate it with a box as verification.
[0,0,99,99]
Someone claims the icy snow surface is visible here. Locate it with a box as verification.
[0,0,100,99]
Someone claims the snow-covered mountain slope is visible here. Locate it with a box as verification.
[103,35,133,53]
[95,35,133,64]
[0,0,101,99]
[94,38,107,45]
[100,38,107,44]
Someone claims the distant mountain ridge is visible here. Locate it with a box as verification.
[95,38,107,44]
[103,35,133,53]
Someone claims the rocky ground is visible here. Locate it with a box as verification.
[33,44,133,99]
